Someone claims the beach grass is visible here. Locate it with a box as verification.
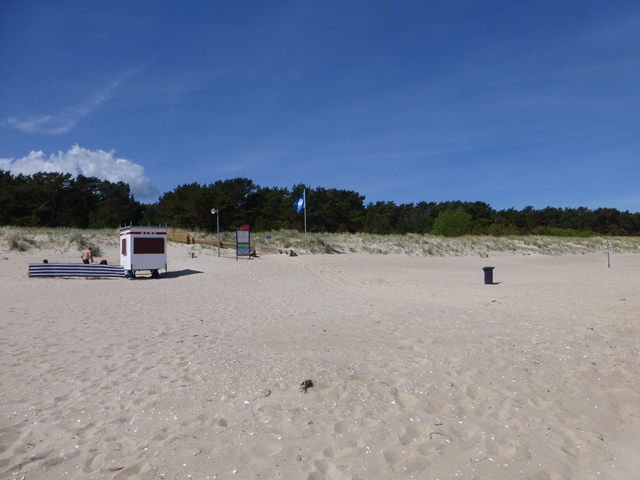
[0,227,117,255]
[2,226,639,257]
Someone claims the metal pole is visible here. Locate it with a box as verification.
[217,211,220,257]
[211,208,220,257]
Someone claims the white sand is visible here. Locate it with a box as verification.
[1,242,639,479]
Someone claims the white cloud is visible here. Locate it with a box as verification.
[0,145,160,202]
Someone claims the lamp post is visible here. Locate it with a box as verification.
[211,208,220,257]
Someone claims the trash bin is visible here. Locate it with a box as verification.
[482,266,495,285]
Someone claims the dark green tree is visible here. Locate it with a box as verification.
[245,186,292,231]
[156,183,205,229]
[88,180,143,228]
[305,187,365,233]
[362,201,398,234]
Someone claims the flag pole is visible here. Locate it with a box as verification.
[303,189,307,250]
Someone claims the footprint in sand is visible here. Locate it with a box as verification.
[396,455,431,474]
[333,417,377,435]
[485,432,531,461]
[399,423,430,444]
[0,421,25,456]
[383,445,413,464]
[180,413,214,428]
[112,462,157,480]
[247,442,283,459]
[84,451,106,473]
[322,439,353,458]
[390,390,420,408]
[307,459,352,480]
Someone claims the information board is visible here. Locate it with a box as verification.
[236,224,251,260]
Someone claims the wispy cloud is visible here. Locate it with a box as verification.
[4,94,108,135]
[0,145,160,202]
[3,64,147,135]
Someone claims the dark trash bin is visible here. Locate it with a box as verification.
[483,266,495,285]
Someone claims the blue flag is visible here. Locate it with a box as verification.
[294,191,305,214]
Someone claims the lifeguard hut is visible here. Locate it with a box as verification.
[119,226,167,278]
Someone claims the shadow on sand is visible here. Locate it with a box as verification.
[129,269,203,279]
[165,269,203,278]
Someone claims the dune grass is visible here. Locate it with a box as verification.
[2,226,639,257]
[0,227,116,256]
[255,230,639,256]
[171,228,640,256]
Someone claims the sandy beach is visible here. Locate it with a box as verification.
[1,240,639,479]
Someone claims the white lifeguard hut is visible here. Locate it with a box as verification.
[119,226,167,278]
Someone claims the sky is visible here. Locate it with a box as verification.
[1,1,639,211]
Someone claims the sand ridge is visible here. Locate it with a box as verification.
[1,244,639,479]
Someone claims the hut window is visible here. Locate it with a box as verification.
[121,238,127,255]
[133,237,165,254]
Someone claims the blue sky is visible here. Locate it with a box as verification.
[1,1,639,211]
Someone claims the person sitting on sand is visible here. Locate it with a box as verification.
[81,247,94,264]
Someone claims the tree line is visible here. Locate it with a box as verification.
[0,171,143,229]
[2,170,639,236]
